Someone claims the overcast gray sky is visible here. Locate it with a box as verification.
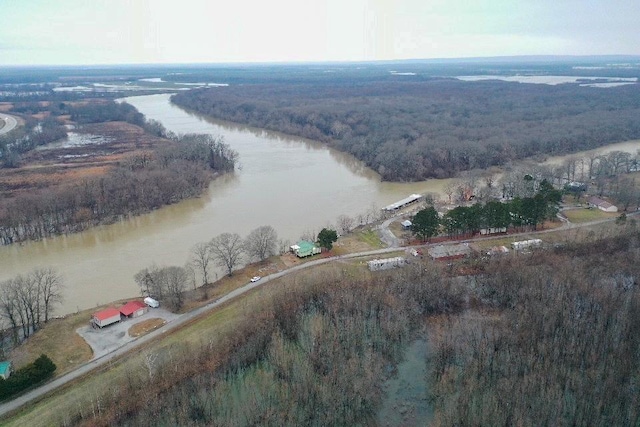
[1,0,638,65]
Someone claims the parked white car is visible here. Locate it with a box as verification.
[250,276,261,282]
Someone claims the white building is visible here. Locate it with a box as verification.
[368,257,406,271]
[587,196,618,213]
[383,194,422,212]
[92,307,122,328]
[511,239,542,251]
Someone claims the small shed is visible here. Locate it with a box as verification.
[290,241,321,258]
[120,300,148,318]
[368,257,406,271]
[92,307,122,328]
[401,220,412,229]
[0,361,12,380]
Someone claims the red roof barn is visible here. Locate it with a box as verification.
[92,307,122,328]
[120,300,148,318]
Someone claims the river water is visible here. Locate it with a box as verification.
[0,94,455,315]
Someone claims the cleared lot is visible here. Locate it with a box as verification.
[76,308,179,359]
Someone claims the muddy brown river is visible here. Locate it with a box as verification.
[0,94,456,315]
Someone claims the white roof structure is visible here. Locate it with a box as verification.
[511,239,542,250]
[401,220,412,227]
[383,194,422,211]
[368,257,406,271]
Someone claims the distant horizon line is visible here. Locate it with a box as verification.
[1,54,640,69]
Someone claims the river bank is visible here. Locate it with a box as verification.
[2,92,639,317]
[0,94,456,316]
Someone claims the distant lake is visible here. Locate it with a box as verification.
[456,75,638,87]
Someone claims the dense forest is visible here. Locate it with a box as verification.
[0,100,237,244]
[172,80,640,181]
[0,133,236,245]
[429,231,640,426]
[0,117,68,168]
[49,224,640,426]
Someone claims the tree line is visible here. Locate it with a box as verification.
[131,225,280,311]
[135,224,340,312]
[0,116,68,168]
[171,80,640,181]
[0,133,237,245]
[0,354,56,402]
[428,228,640,426]
[412,180,562,240]
[0,268,64,348]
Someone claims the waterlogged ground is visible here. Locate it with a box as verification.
[377,338,432,426]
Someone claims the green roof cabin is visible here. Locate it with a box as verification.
[290,241,322,258]
[0,361,12,380]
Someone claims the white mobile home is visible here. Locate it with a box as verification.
[511,239,542,251]
[368,257,406,271]
[92,307,122,328]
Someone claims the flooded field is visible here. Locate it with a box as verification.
[377,338,432,426]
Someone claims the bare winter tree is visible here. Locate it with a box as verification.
[0,281,20,344]
[278,239,291,255]
[134,265,187,310]
[245,225,278,262]
[0,267,64,343]
[336,215,355,235]
[31,267,64,323]
[189,242,212,286]
[209,233,244,276]
[184,263,197,291]
[14,274,39,336]
[444,181,457,204]
[164,266,187,310]
[134,265,166,299]
[300,229,316,242]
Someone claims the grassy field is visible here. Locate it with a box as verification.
[563,207,619,223]
[354,228,385,248]
[8,311,94,377]
[181,256,288,312]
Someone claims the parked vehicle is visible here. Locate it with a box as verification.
[250,276,261,282]
[144,297,160,308]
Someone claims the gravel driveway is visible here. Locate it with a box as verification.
[77,308,180,359]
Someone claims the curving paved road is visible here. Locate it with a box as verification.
[0,246,406,418]
[0,113,18,135]
[0,210,633,418]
